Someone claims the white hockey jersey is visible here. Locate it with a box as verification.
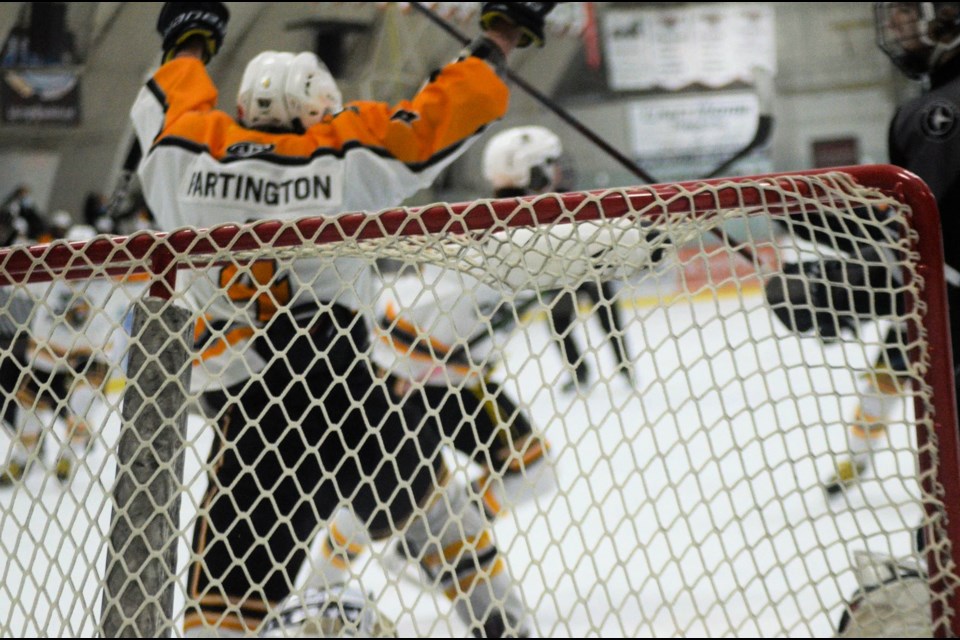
[371,264,540,388]
[130,54,510,389]
[27,276,147,374]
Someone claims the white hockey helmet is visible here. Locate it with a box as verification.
[238,51,341,132]
[48,210,73,237]
[285,52,343,130]
[482,125,563,193]
[65,224,97,242]
[237,51,295,130]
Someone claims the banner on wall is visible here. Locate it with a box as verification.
[628,92,759,156]
[602,4,776,91]
[627,91,772,181]
[1,69,80,125]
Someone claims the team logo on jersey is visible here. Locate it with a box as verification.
[226,142,276,158]
[920,100,960,140]
[390,110,419,124]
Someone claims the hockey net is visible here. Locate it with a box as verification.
[0,164,957,637]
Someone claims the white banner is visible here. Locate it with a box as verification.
[628,92,760,157]
[603,4,776,91]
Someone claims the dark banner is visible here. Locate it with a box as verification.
[1,69,80,125]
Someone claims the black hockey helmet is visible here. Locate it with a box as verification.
[875,2,960,79]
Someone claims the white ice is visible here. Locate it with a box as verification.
[0,286,926,638]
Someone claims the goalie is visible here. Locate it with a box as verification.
[132,2,561,637]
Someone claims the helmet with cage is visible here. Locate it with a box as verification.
[875,2,960,79]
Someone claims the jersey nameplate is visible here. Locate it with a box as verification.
[182,167,343,208]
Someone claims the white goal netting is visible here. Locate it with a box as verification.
[0,165,957,638]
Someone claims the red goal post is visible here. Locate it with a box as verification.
[0,163,957,637]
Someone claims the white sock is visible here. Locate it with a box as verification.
[847,370,903,466]
[301,508,370,592]
[403,480,530,637]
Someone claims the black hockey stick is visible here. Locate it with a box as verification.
[693,68,776,267]
[701,65,776,180]
[703,115,774,180]
[409,1,764,266]
[104,137,143,224]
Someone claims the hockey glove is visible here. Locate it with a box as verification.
[763,250,902,342]
[157,2,230,64]
[480,2,557,48]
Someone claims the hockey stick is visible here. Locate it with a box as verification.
[408,1,763,266]
[703,115,774,180]
[694,68,776,268]
[103,138,143,225]
[702,65,776,181]
[408,1,660,185]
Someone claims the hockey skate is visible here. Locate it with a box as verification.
[54,444,80,482]
[0,438,43,487]
[55,431,93,482]
[824,457,869,496]
[55,416,94,482]
[0,457,29,487]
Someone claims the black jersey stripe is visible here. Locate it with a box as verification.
[146,124,489,174]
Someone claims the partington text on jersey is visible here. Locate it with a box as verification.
[184,171,335,205]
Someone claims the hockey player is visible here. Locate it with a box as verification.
[482,125,635,392]
[764,4,960,630]
[304,259,559,604]
[304,137,672,627]
[132,2,556,636]
[764,201,910,495]
[814,2,960,494]
[0,225,135,485]
[0,185,46,247]
[376,263,559,524]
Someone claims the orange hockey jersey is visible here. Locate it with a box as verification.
[130,53,509,389]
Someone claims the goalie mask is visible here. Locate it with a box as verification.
[875,2,960,79]
[483,125,563,194]
[238,51,342,132]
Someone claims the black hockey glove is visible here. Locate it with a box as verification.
[763,249,902,342]
[480,2,557,48]
[157,2,230,64]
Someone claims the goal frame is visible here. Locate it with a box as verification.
[0,163,956,636]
